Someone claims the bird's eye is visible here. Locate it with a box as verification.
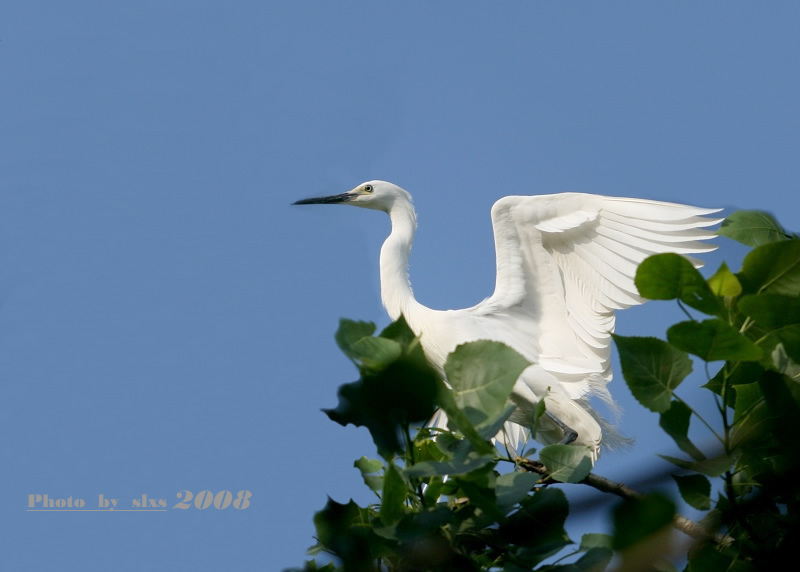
[363,185,373,193]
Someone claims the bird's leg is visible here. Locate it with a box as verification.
[544,411,578,445]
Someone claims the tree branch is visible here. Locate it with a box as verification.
[516,457,732,547]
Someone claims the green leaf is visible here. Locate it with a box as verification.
[297,561,339,571]
[412,435,448,464]
[539,444,594,483]
[403,452,496,477]
[614,335,693,413]
[499,488,570,551]
[731,382,770,449]
[659,454,734,477]
[374,505,454,543]
[349,336,402,370]
[474,402,518,441]
[579,533,613,550]
[379,464,406,525]
[378,314,416,347]
[687,542,739,572]
[324,328,440,453]
[704,360,764,405]
[718,210,792,246]
[453,467,505,523]
[334,318,376,359]
[738,295,800,363]
[354,457,384,494]
[738,293,800,330]
[758,371,800,456]
[431,341,530,454]
[495,471,538,512]
[765,325,800,364]
[733,382,764,424]
[354,456,383,475]
[772,343,800,379]
[612,493,675,550]
[707,261,743,297]
[738,239,800,295]
[672,474,711,510]
[444,341,530,427]
[574,547,614,571]
[659,401,705,461]
[635,253,721,315]
[313,498,379,566]
[667,319,762,362]
[434,380,496,455]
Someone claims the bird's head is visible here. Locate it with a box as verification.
[292,180,411,213]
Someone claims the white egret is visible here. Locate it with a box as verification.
[294,181,720,460]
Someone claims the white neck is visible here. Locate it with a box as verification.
[380,200,422,322]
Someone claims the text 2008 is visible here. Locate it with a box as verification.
[173,490,252,510]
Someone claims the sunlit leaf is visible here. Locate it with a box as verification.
[539,444,594,483]
[659,401,705,461]
[707,261,742,297]
[739,239,800,296]
[612,493,675,550]
[635,253,721,315]
[614,335,693,412]
[667,319,762,362]
[718,210,792,246]
[672,474,711,510]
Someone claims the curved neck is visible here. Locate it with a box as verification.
[380,200,421,322]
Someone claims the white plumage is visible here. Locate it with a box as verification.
[295,181,721,460]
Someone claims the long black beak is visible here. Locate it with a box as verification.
[292,192,354,206]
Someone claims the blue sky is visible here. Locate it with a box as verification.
[1,2,798,570]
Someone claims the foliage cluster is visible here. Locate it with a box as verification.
[291,210,800,571]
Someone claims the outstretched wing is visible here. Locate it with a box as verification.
[472,192,721,388]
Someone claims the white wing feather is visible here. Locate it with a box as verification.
[475,193,721,389]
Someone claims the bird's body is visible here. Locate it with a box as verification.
[295,181,721,459]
